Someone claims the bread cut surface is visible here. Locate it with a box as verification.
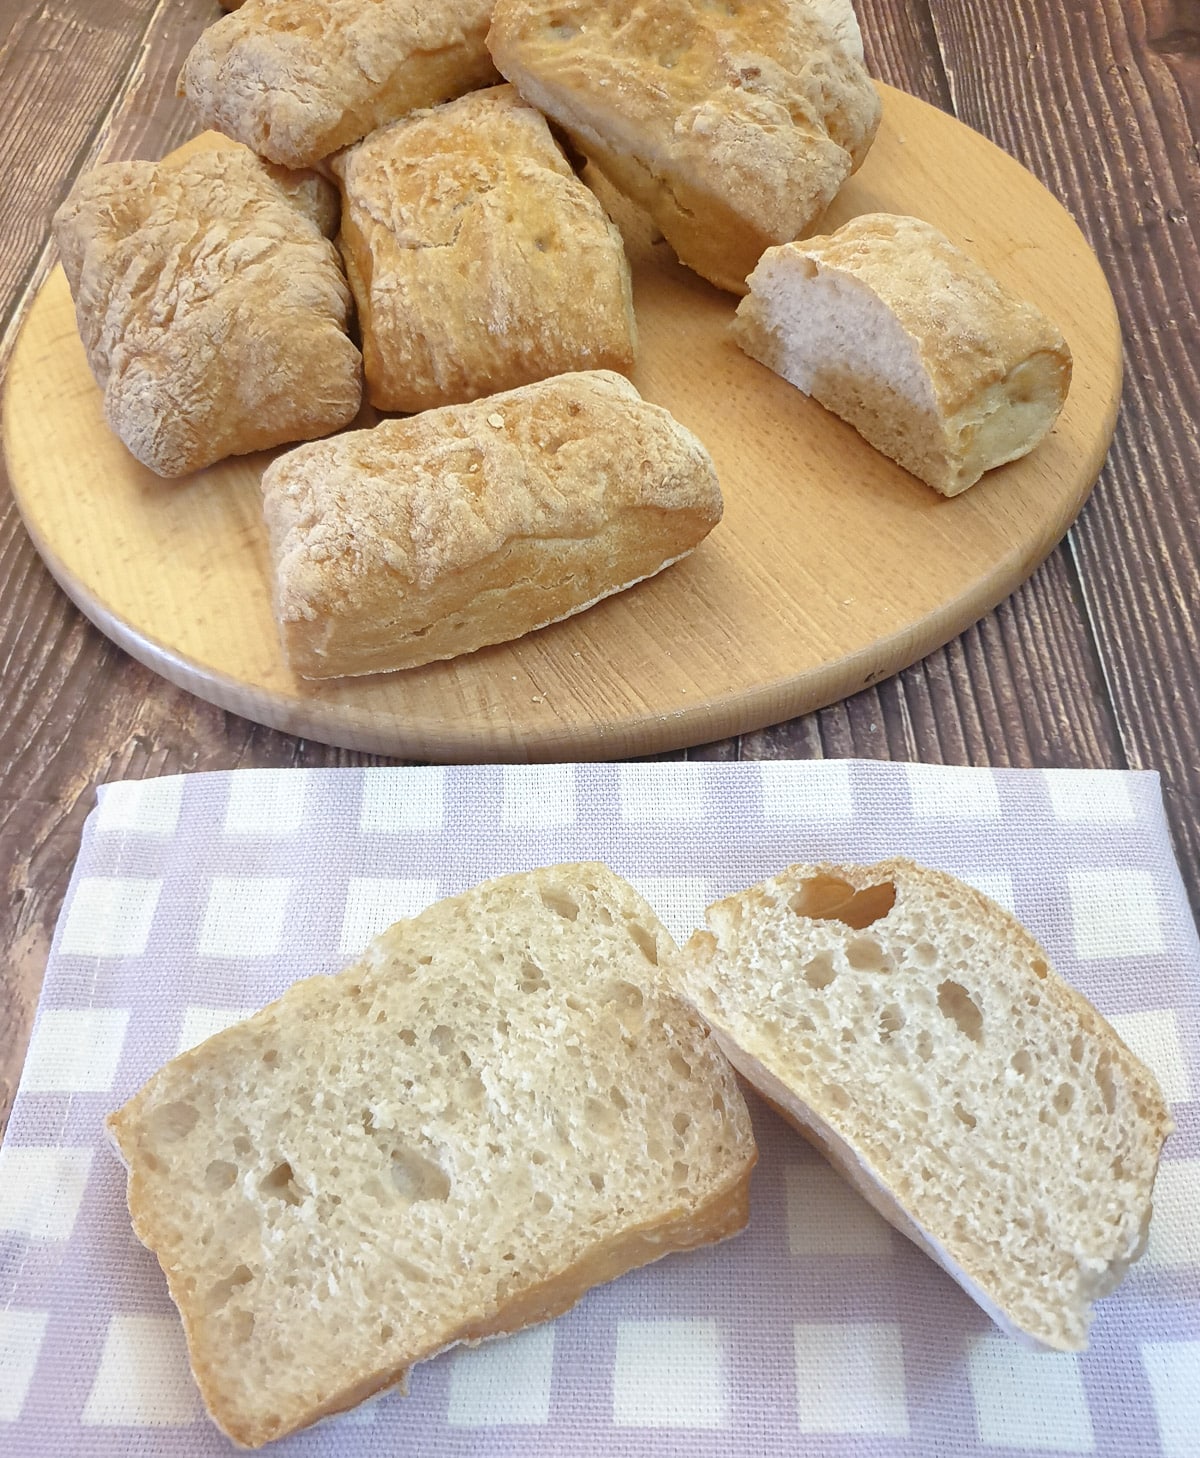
[669,858,1173,1351]
[732,212,1073,495]
[331,85,636,413]
[107,864,757,1448]
[181,0,499,169]
[487,0,881,295]
[260,370,723,678]
[52,142,361,478]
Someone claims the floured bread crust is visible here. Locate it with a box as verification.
[487,0,881,294]
[181,0,500,168]
[52,142,362,478]
[261,370,722,678]
[331,85,636,413]
[733,213,1073,495]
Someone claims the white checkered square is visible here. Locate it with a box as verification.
[1145,1160,1200,1268]
[959,871,1016,912]
[95,778,183,836]
[177,1006,260,1054]
[618,764,704,823]
[501,765,577,828]
[446,1323,555,1426]
[760,761,853,819]
[198,877,291,957]
[360,767,445,831]
[626,875,709,946]
[967,1337,1094,1451]
[905,764,1001,819]
[340,878,440,954]
[793,1322,908,1435]
[1068,868,1165,959]
[0,1146,93,1240]
[786,1162,893,1257]
[613,1320,727,1428]
[57,877,161,958]
[20,1009,129,1093]
[224,770,310,835]
[82,1315,201,1426]
[1044,769,1135,823]
[0,1309,48,1422]
[1142,1340,1200,1458]
[1107,1010,1191,1104]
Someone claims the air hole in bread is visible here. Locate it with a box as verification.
[262,1162,306,1206]
[148,1100,199,1143]
[954,1102,977,1129]
[672,1161,690,1185]
[380,1324,394,1344]
[206,1264,253,1312]
[937,981,984,1043]
[590,1171,605,1192]
[1095,1055,1117,1114]
[1031,957,1049,980]
[540,887,580,920]
[878,1003,905,1040]
[232,1135,252,1157]
[668,1050,693,1079]
[530,1150,547,1166]
[846,937,889,973]
[143,1153,160,1172]
[788,874,896,929]
[610,1086,630,1111]
[230,1310,255,1344]
[1070,1034,1085,1063]
[429,1025,453,1055]
[628,922,660,965]
[840,1028,857,1045]
[519,957,549,993]
[347,985,363,1000]
[564,994,586,1012]
[826,1083,851,1109]
[262,1049,279,1067]
[1010,1048,1032,1077]
[1054,1083,1076,1115]
[803,952,837,990]
[389,1146,451,1203]
[374,1010,388,1024]
[205,1159,238,1193]
[610,981,646,1035]
[532,1191,553,1215]
[912,940,937,968]
[417,954,433,966]
[673,1111,691,1136]
[585,1095,620,1137]
[915,1029,934,1062]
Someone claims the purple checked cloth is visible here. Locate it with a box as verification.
[1,760,1198,1457]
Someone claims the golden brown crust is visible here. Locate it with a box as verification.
[487,0,881,294]
[52,143,361,479]
[733,214,1073,494]
[331,85,636,412]
[260,370,722,678]
[181,0,500,169]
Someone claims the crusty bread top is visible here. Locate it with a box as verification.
[107,864,757,1447]
[752,213,1071,416]
[487,0,880,283]
[181,0,499,168]
[804,0,865,63]
[261,370,720,634]
[330,85,636,413]
[670,858,1173,1351]
[51,143,361,478]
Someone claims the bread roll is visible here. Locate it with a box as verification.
[732,213,1073,495]
[52,142,362,478]
[107,864,757,1448]
[487,0,881,294]
[669,859,1173,1351]
[331,85,636,413]
[261,370,722,679]
[181,0,499,169]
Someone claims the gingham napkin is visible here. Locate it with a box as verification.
[1,761,1197,1457]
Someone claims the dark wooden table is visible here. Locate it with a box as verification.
[1,0,1197,1136]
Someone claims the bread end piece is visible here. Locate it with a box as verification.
[670,858,1172,1351]
[107,863,756,1447]
[261,370,722,678]
[732,213,1072,495]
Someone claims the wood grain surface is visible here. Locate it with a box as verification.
[0,0,1197,1135]
[4,97,1121,761]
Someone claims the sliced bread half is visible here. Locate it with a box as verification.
[107,864,757,1447]
[668,858,1172,1350]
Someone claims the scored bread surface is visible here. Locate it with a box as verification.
[670,858,1172,1350]
[107,864,757,1448]
[331,85,636,413]
[51,144,362,479]
[487,0,881,294]
[260,370,723,678]
[181,0,500,168]
[732,213,1073,495]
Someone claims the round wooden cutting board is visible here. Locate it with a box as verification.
[2,85,1121,762]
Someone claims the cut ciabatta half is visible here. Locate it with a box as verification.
[668,858,1172,1350]
[107,864,757,1448]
